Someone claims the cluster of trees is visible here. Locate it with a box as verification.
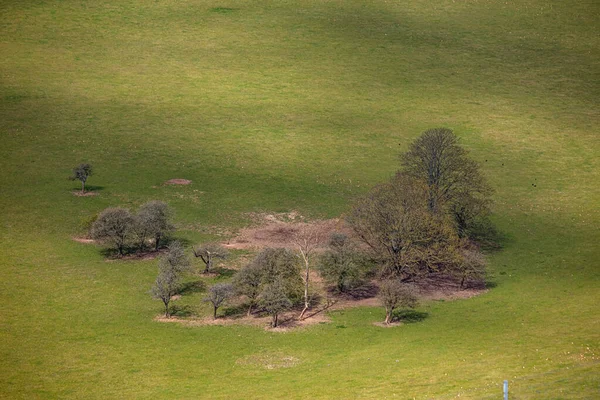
[348,128,493,320]
[90,201,174,255]
[151,246,303,327]
[150,128,494,326]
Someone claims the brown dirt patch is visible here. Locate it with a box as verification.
[165,179,192,185]
[72,237,95,244]
[71,191,99,197]
[236,352,301,369]
[223,213,353,250]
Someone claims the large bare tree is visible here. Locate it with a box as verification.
[347,173,461,280]
[400,128,493,238]
[192,243,229,274]
[294,223,329,320]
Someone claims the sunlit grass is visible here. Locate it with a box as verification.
[0,0,598,398]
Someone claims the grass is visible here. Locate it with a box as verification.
[1,0,599,398]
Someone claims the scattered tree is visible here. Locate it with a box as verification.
[134,201,174,251]
[348,173,461,280]
[150,242,191,318]
[232,262,264,316]
[69,163,93,193]
[192,243,229,274]
[259,279,292,328]
[162,241,191,273]
[204,283,234,319]
[90,207,134,256]
[151,263,180,318]
[378,280,418,324]
[318,233,363,293]
[400,128,493,238]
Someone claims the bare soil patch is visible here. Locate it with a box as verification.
[72,237,95,244]
[71,191,99,197]
[165,179,192,185]
[224,212,352,250]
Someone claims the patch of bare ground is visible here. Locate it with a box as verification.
[165,179,192,185]
[71,191,99,197]
[72,237,95,244]
[223,212,353,250]
[236,352,301,370]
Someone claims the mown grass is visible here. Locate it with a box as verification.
[0,0,598,398]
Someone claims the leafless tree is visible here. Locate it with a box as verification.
[134,201,174,251]
[294,223,329,320]
[259,279,292,328]
[192,243,229,274]
[348,173,461,281]
[233,262,264,316]
[378,280,418,324]
[204,283,234,319]
[90,207,134,256]
[400,128,493,238]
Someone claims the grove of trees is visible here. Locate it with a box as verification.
[147,128,494,326]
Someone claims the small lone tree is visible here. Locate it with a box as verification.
[69,163,93,193]
[259,280,292,328]
[90,207,134,256]
[318,233,362,293]
[134,201,174,251]
[192,243,229,274]
[378,280,418,324]
[204,283,234,319]
[233,262,264,316]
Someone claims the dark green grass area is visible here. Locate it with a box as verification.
[1,0,598,398]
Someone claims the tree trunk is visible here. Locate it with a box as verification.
[247,303,253,317]
[154,234,161,251]
[273,313,278,327]
[213,305,217,319]
[163,299,170,318]
[81,180,85,193]
[385,307,393,324]
[299,254,310,320]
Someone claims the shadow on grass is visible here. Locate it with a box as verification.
[170,304,194,318]
[393,309,429,323]
[222,304,248,319]
[212,267,236,279]
[179,280,206,295]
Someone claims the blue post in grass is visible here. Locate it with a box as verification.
[503,380,509,400]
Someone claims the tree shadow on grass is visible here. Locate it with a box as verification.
[222,304,248,319]
[393,309,429,323]
[212,267,236,279]
[179,280,206,295]
[170,304,194,318]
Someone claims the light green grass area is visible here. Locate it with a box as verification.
[1,0,598,398]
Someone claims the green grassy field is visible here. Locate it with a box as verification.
[1,0,599,398]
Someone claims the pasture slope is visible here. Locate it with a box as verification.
[0,0,598,398]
